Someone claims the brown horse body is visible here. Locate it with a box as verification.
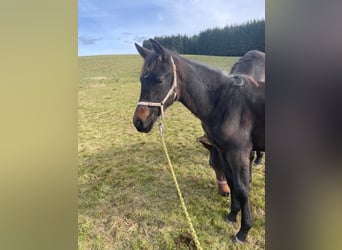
[133,39,265,243]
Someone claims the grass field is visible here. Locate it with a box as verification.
[78,54,265,249]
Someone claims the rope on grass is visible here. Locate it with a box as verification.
[159,121,203,250]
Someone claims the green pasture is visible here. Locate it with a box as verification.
[78,53,265,249]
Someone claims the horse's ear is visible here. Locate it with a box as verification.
[135,43,151,58]
[149,39,167,59]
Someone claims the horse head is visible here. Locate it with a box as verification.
[133,39,177,133]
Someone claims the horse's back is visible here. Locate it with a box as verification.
[211,75,264,128]
[230,50,265,82]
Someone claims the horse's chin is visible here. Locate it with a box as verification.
[136,122,154,133]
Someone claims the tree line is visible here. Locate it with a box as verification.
[142,19,265,56]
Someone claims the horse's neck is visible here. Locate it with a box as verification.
[176,58,224,120]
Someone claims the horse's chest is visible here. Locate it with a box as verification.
[201,122,225,148]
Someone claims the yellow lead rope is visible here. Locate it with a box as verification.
[159,121,203,250]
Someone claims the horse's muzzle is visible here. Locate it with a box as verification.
[133,116,153,133]
[133,106,157,133]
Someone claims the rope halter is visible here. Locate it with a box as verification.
[136,56,177,119]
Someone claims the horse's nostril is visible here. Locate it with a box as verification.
[136,119,142,128]
[134,117,143,129]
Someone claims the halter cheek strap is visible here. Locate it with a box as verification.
[136,56,177,119]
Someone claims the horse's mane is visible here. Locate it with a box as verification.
[153,48,262,89]
[168,50,231,85]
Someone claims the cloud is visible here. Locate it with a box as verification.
[78,35,103,45]
[134,36,148,43]
[78,0,265,55]
[153,0,265,34]
[120,31,148,44]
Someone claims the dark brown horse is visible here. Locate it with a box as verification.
[133,39,265,243]
[199,50,265,196]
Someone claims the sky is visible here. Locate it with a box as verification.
[78,0,265,56]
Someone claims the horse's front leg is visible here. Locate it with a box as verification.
[225,175,240,223]
[198,135,230,196]
[249,151,255,183]
[221,155,240,222]
[210,147,230,196]
[226,149,253,243]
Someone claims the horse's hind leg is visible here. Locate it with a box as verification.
[249,151,255,163]
[254,151,264,165]
[226,149,253,243]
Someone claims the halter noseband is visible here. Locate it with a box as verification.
[136,56,177,119]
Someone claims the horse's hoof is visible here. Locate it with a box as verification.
[218,191,230,196]
[233,235,245,244]
[253,162,262,167]
[225,214,236,223]
[217,183,230,196]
